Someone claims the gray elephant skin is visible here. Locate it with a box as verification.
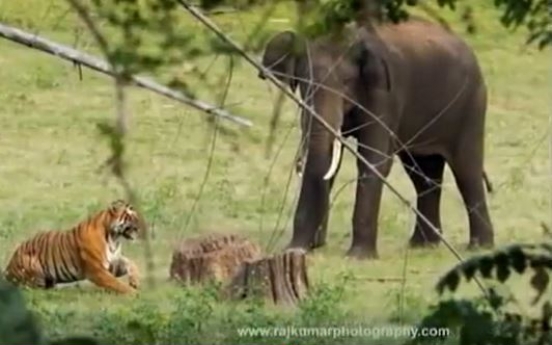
[259,17,494,259]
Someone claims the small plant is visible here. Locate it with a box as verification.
[410,243,552,345]
[0,275,45,345]
[0,275,99,345]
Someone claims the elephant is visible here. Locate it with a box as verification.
[258,17,495,259]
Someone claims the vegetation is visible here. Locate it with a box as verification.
[0,0,550,344]
[411,243,552,344]
[0,275,44,345]
[0,274,98,345]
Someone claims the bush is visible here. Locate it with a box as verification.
[411,243,552,345]
[0,274,99,345]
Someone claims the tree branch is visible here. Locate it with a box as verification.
[0,22,253,128]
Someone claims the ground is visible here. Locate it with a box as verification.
[0,0,549,344]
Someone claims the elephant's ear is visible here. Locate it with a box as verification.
[259,30,305,92]
[357,39,392,92]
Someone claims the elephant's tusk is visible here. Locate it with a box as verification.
[295,157,304,178]
[323,131,342,181]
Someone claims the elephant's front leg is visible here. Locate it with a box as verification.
[348,118,394,259]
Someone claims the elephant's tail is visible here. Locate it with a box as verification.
[483,171,493,194]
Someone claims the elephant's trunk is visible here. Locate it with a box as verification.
[323,131,342,180]
[291,131,332,249]
[290,92,343,250]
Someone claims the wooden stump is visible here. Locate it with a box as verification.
[224,249,310,306]
[169,233,262,285]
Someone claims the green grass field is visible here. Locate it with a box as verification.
[0,1,550,344]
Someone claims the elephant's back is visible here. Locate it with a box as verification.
[375,18,486,149]
[375,16,484,95]
[375,17,479,68]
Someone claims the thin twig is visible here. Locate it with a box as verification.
[64,0,158,288]
[113,77,156,289]
[549,69,552,243]
[180,56,235,238]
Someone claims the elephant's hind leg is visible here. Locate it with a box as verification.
[448,149,494,248]
[399,152,445,247]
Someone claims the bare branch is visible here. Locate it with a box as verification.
[0,22,253,128]
[63,0,156,288]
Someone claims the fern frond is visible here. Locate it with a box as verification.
[436,243,552,304]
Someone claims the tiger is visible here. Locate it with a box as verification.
[3,200,145,294]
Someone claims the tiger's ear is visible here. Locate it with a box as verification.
[106,200,127,217]
[109,199,127,209]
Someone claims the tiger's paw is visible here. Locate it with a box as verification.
[128,278,139,290]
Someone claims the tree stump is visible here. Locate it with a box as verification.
[169,233,262,285]
[224,249,310,306]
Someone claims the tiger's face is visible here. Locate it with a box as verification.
[107,200,144,241]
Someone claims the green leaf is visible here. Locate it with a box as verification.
[509,246,528,274]
[487,287,505,310]
[461,260,479,282]
[494,252,511,283]
[479,256,495,279]
[0,276,45,345]
[437,270,461,294]
[530,266,549,305]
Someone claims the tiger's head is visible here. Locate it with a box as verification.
[106,200,145,241]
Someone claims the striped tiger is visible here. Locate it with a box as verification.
[3,200,145,294]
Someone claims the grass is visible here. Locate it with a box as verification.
[0,0,550,344]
